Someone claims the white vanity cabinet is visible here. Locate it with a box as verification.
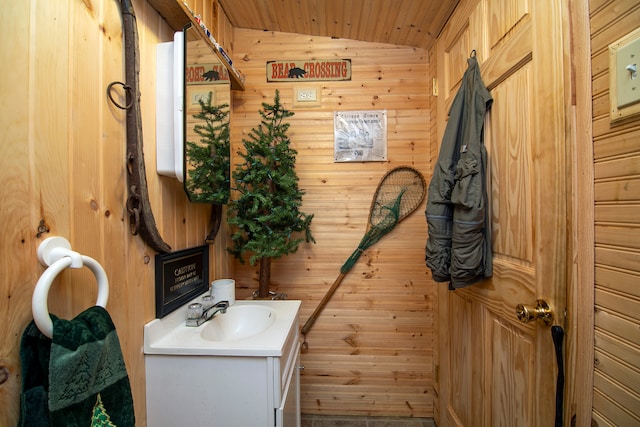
[144,299,301,427]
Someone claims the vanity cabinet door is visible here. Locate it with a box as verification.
[145,355,271,426]
[276,351,301,427]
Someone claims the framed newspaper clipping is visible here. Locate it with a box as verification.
[334,110,387,162]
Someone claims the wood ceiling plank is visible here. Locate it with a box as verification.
[218,0,461,50]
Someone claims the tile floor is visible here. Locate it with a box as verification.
[301,414,436,427]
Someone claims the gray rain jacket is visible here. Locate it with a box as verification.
[425,54,492,289]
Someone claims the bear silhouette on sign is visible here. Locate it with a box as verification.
[288,67,306,78]
[203,69,220,81]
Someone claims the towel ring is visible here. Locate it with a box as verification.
[32,237,109,338]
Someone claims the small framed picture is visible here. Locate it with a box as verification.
[334,110,387,162]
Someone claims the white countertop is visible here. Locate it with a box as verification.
[144,295,301,357]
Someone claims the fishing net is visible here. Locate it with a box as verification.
[340,166,426,273]
[300,166,426,349]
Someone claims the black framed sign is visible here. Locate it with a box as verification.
[154,245,209,318]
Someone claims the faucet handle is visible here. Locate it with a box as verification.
[187,303,203,319]
[201,295,214,309]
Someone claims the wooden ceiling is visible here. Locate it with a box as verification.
[217,0,461,50]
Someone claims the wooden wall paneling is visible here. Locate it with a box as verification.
[592,344,640,422]
[595,264,640,298]
[594,177,640,202]
[31,2,74,318]
[231,28,433,417]
[595,224,640,250]
[102,0,130,336]
[592,112,640,140]
[202,0,216,34]
[593,370,639,421]
[0,1,44,425]
[594,154,640,179]
[217,3,234,56]
[590,0,640,48]
[138,0,173,250]
[595,289,640,324]
[0,0,232,424]
[125,5,167,425]
[70,0,104,314]
[595,205,637,224]
[595,246,640,274]
[589,0,640,423]
[593,128,640,159]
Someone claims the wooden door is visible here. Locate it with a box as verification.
[434,0,570,425]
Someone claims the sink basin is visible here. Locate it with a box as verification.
[144,296,301,357]
[200,304,276,341]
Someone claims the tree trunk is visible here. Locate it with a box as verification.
[257,256,271,298]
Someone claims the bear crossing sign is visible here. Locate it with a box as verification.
[267,59,351,82]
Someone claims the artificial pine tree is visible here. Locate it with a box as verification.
[185,93,230,204]
[228,90,315,298]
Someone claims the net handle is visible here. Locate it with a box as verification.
[301,272,346,337]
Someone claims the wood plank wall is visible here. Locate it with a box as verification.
[589,0,640,424]
[230,29,434,417]
[0,1,231,425]
[184,0,235,56]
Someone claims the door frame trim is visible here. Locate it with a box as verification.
[567,0,595,424]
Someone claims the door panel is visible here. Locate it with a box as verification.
[435,0,568,425]
[489,315,534,425]
[489,65,533,262]
[448,293,473,425]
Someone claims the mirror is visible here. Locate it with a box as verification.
[183,23,231,205]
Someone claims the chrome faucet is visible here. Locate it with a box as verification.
[186,300,230,327]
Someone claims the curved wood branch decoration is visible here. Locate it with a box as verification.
[118,0,171,253]
[205,204,223,244]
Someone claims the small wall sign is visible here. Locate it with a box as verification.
[154,245,209,318]
[267,59,351,82]
[186,62,230,84]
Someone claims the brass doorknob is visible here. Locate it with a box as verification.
[515,299,553,326]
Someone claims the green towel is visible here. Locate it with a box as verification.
[19,306,135,426]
